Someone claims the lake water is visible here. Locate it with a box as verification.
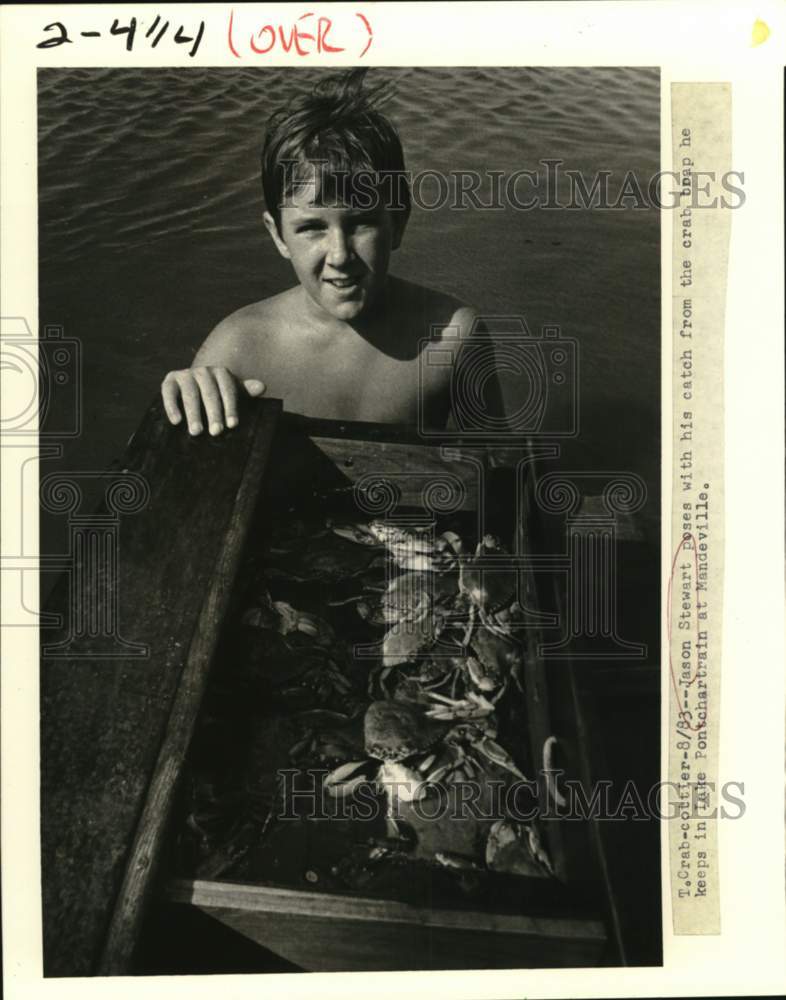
[38,66,660,546]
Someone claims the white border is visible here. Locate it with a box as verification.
[2,3,784,997]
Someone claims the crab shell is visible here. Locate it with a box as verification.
[459,562,516,612]
[380,572,433,624]
[369,523,458,571]
[381,609,441,667]
[363,700,446,762]
[458,536,517,612]
[472,627,522,677]
[368,521,433,547]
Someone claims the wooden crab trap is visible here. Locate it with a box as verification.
[40,399,621,975]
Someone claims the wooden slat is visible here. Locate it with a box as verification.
[201,909,604,971]
[165,880,605,971]
[166,879,607,941]
[98,401,280,974]
[310,436,482,510]
[523,448,628,965]
[40,396,281,977]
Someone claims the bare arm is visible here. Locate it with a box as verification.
[160,317,265,436]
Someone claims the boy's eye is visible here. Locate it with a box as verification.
[348,214,380,229]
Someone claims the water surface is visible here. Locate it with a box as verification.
[38,66,660,540]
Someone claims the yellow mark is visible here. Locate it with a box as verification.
[751,19,770,46]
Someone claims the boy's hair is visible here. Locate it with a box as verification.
[261,69,411,231]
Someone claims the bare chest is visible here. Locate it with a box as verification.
[246,334,449,425]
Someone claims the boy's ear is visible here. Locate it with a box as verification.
[263,211,291,260]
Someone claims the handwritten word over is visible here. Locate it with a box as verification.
[227,9,373,59]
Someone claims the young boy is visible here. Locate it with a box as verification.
[161,69,503,434]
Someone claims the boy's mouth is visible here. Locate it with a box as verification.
[324,275,361,290]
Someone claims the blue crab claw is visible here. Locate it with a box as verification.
[424,690,496,721]
[478,609,514,640]
[466,656,498,692]
[378,761,429,803]
[526,823,555,877]
[435,851,482,870]
[323,760,374,799]
[436,531,463,557]
[474,735,528,781]
[330,522,382,547]
[542,735,568,808]
[486,819,554,878]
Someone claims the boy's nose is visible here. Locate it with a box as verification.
[326,228,352,266]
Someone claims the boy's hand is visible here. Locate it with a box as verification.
[161,366,266,436]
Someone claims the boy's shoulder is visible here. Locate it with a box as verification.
[212,289,297,339]
[193,290,298,370]
[388,275,480,342]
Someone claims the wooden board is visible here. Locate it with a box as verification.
[260,412,528,517]
[166,880,607,971]
[156,433,610,971]
[40,396,280,976]
[40,399,619,976]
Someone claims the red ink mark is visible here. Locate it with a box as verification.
[228,8,240,58]
[319,17,344,53]
[226,9,369,58]
[250,25,276,54]
[355,12,373,57]
[667,532,707,731]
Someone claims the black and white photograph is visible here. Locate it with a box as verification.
[2,3,784,997]
[36,63,661,975]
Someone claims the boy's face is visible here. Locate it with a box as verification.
[264,179,406,323]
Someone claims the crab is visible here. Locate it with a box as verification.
[390,659,457,704]
[469,624,525,694]
[335,573,460,698]
[485,818,555,878]
[330,570,440,627]
[325,703,529,811]
[332,521,461,572]
[323,701,451,833]
[241,588,355,700]
[243,590,335,646]
[424,689,500,722]
[371,601,471,698]
[296,650,355,700]
[288,722,365,768]
[285,706,367,772]
[425,720,530,786]
[421,639,511,705]
[380,609,442,667]
[363,700,447,761]
[381,570,458,624]
[457,534,519,644]
[265,531,388,583]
